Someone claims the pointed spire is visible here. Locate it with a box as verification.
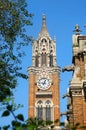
[39,14,50,37]
[42,14,46,28]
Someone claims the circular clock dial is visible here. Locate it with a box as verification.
[37,78,50,90]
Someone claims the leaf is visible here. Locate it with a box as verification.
[12,120,21,127]
[60,122,64,126]
[3,125,10,130]
[2,110,10,117]
[3,98,11,103]
[16,127,22,130]
[75,122,80,127]
[7,105,12,111]
[54,119,59,123]
[80,126,86,129]
[16,114,24,121]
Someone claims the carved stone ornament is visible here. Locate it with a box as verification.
[72,66,80,79]
[71,89,82,96]
[62,65,75,72]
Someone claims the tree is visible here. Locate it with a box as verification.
[0,0,33,102]
[0,0,33,129]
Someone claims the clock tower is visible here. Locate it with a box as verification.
[28,15,60,122]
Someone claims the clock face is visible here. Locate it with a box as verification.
[37,78,51,90]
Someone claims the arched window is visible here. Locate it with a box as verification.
[35,55,39,67]
[41,38,47,43]
[35,100,53,121]
[41,53,46,66]
[36,100,43,120]
[50,55,53,67]
[45,100,51,121]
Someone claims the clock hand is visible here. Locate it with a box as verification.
[44,80,46,84]
[41,80,46,85]
[43,81,46,85]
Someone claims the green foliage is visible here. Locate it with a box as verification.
[80,126,86,129]
[2,110,10,117]
[0,0,33,102]
[66,122,86,130]
[0,0,33,129]
[46,120,53,125]
[72,123,80,130]
[54,118,59,123]
[16,114,24,121]
[1,103,29,129]
[27,118,47,129]
[28,124,37,130]
[2,125,10,130]
[60,122,65,126]
[11,120,21,128]
[0,0,33,43]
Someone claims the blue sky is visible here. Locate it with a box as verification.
[1,0,86,126]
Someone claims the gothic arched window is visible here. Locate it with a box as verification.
[36,100,43,120]
[45,100,51,121]
[41,38,47,43]
[35,55,39,67]
[50,55,53,67]
[36,100,53,121]
[41,53,46,66]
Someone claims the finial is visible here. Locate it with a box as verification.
[54,36,56,42]
[42,14,46,20]
[73,24,82,35]
[42,14,46,25]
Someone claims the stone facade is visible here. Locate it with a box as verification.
[28,15,60,122]
[62,26,86,129]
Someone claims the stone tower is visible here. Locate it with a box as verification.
[28,15,60,122]
[62,25,86,129]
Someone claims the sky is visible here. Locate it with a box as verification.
[1,0,86,126]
